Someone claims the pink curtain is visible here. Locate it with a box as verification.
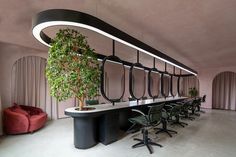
[212,72,236,110]
[11,56,53,118]
[183,76,199,96]
[180,76,199,97]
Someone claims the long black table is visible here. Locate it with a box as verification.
[65,97,187,149]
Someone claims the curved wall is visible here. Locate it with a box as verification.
[0,42,47,109]
[198,66,236,109]
[212,71,236,110]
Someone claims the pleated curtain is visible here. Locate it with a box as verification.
[11,56,53,118]
[212,72,236,110]
[182,76,199,97]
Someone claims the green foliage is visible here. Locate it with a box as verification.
[189,87,198,97]
[46,28,101,108]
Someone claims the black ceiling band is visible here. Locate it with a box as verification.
[112,40,115,56]
[165,62,167,72]
[32,9,197,75]
[137,50,139,63]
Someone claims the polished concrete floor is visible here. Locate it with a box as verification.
[0,109,236,157]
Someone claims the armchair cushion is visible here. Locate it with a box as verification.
[11,107,29,117]
[20,105,43,115]
[29,113,47,132]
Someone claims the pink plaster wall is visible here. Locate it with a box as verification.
[198,66,236,109]
[0,42,47,109]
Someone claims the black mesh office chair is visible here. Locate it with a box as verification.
[180,100,195,121]
[189,99,201,117]
[155,103,177,137]
[128,104,164,154]
[197,95,206,113]
[164,103,188,127]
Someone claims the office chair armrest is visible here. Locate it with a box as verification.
[131,109,149,122]
[164,104,173,110]
[131,109,146,116]
[169,103,179,106]
[176,102,184,105]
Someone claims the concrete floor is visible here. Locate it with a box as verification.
[0,109,236,157]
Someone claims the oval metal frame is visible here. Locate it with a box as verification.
[177,76,184,97]
[148,68,160,99]
[161,73,171,98]
[129,63,146,100]
[100,55,125,104]
[170,75,178,97]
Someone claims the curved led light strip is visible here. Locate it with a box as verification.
[32,9,197,75]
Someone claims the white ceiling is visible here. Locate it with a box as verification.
[1,0,236,72]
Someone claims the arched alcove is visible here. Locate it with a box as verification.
[11,56,53,118]
[11,56,80,119]
[11,56,46,105]
[212,71,236,110]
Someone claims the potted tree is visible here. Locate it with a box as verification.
[46,29,101,111]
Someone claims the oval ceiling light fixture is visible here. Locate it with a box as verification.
[32,9,197,75]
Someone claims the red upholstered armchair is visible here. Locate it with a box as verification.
[3,104,47,134]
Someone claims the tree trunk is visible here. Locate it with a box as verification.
[79,96,85,111]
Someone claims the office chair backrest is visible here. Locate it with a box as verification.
[86,100,99,105]
[148,103,164,125]
[192,98,201,107]
[169,103,182,117]
[182,100,192,110]
[202,95,206,102]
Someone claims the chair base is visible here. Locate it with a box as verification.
[190,113,200,117]
[155,128,177,137]
[199,110,205,113]
[171,121,188,128]
[197,106,206,113]
[181,115,195,121]
[155,118,177,137]
[132,129,162,154]
[171,116,189,127]
[191,109,201,117]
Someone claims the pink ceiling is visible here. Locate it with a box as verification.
[1,0,236,71]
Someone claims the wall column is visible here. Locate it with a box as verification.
[198,71,214,109]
